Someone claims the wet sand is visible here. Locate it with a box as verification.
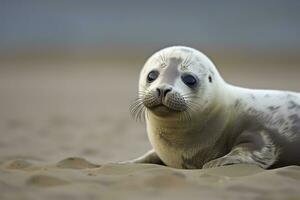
[0,60,300,200]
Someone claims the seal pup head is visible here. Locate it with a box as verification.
[131,46,224,121]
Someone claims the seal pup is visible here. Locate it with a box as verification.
[126,46,300,169]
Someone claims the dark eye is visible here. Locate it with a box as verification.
[147,70,159,83]
[181,74,197,87]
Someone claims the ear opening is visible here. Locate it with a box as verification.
[208,75,212,83]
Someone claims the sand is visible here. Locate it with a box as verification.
[1,159,300,200]
[0,60,300,200]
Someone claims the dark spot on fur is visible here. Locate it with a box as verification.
[288,100,300,110]
[268,106,280,111]
[234,99,242,108]
[247,107,253,112]
[208,75,212,83]
[288,114,300,135]
[288,114,300,125]
[246,107,273,125]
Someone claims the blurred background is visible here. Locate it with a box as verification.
[0,0,299,164]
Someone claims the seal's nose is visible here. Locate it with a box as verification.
[156,87,172,98]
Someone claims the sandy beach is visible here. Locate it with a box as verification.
[0,60,300,200]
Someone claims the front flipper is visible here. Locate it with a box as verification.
[203,130,279,169]
[120,149,165,165]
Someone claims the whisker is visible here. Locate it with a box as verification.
[145,108,149,120]
[181,111,189,122]
[184,96,202,100]
[135,105,145,122]
[136,106,144,121]
[183,110,191,122]
[163,53,168,64]
[130,101,143,111]
[182,54,189,67]
[158,54,165,64]
[182,92,199,97]
[129,92,151,122]
[186,102,201,110]
[130,103,143,114]
[185,106,194,122]
[182,53,193,68]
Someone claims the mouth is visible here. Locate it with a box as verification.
[141,89,188,117]
[150,104,181,116]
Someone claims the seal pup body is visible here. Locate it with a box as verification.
[126,46,300,169]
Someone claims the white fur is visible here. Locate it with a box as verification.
[129,46,300,169]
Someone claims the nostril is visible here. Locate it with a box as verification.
[163,88,172,97]
[156,87,172,98]
[156,88,161,97]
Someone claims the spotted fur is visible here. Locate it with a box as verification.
[123,46,300,169]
